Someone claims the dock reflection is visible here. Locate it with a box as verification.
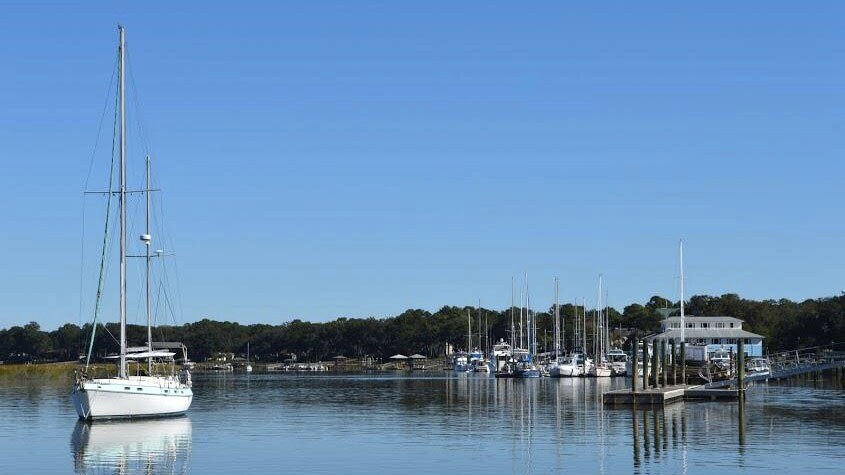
[71,417,192,474]
[630,403,687,474]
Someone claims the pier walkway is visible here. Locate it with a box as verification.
[705,342,845,389]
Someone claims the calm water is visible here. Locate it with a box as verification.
[1,372,843,474]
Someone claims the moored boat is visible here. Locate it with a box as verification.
[607,347,628,376]
[550,353,584,377]
[71,26,193,420]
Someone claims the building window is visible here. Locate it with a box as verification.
[730,323,734,328]
[700,323,709,328]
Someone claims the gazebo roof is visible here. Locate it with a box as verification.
[389,354,408,360]
[409,354,427,359]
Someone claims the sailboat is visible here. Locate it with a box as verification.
[514,274,540,378]
[587,274,612,377]
[452,309,473,373]
[71,26,193,419]
[493,277,517,377]
[245,342,253,373]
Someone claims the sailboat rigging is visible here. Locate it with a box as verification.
[72,25,193,420]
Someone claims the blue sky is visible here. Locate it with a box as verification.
[1,2,843,330]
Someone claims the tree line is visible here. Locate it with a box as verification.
[2,293,842,364]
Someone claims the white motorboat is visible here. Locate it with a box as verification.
[472,360,491,373]
[490,339,512,374]
[71,26,193,419]
[709,348,732,371]
[469,349,490,373]
[550,354,584,377]
[748,357,770,376]
[607,347,629,376]
[452,352,471,372]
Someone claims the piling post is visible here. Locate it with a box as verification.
[680,342,686,385]
[671,340,677,386]
[662,339,669,388]
[632,338,639,393]
[737,339,745,394]
[652,341,660,388]
[642,340,649,391]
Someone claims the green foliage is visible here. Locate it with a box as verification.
[2,293,843,363]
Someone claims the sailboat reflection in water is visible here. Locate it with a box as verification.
[71,417,192,474]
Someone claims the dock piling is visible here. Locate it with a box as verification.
[632,338,639,393]
[652,341,660,388]
[671,340,677,386]
[662,340,669,388]
[642,340,649,390]
[737,339,745,394]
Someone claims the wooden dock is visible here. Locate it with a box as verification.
[603,384,739,406]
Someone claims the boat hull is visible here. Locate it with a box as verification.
[72,378,192,420]
[587,367,612,378]
[550,365,582,377]
[516,369,541,378]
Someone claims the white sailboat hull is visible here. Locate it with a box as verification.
[587,365,613,377]
[72,377,192,420]
[550,364,582,377]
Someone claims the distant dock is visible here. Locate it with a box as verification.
[603,384,739,406]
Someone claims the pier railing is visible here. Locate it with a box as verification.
[705,342,845,388]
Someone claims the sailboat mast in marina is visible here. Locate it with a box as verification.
[72,25,193,420]
[680,239,685,347]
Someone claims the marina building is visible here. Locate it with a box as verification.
[648,315,764,361]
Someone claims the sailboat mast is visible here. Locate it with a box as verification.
[519,285,524,349]
[118,25,127,380]
[510,276,515,346]
[467,309,471,352]
[526,274,532,355]
[605,286,609,352]
[598,274,603,359]
[580,298,583,352]
[554,277,560,361]
[560,283,565,354]
[574,297,579,352]
[144,156,152,374]
[680,239,685,347]
[476,300,481,352]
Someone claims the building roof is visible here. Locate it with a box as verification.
[649,328,764,340]
[662,315,744,323]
